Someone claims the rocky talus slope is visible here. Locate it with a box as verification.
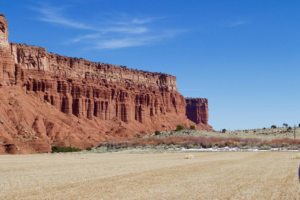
[0,14,212,154]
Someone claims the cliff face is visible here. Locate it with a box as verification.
[0,14,15,84]
[185,98,210,126]
[10,43,182,121]
[0,14,212,154]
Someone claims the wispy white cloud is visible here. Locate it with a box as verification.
[31,6,96,30]
[93,31,181,49]
[79,29,185,49]
[31,5,148,34]
[131,18,153,24]
[96,38,148,49]
[229,21,248,27]
[102,27,148,34]
[30,3,185,50]
[69,34,101,43]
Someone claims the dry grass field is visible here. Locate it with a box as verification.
[1,151,300,200]
[150,127,300,140]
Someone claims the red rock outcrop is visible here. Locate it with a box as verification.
[0,14,15,85]
[10,43,182,121]
[0,14,212,154]
[185,98,211,128]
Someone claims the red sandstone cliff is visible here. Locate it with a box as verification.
[185,98,212,129]
[0,14,212,154]
[0,14,15,84]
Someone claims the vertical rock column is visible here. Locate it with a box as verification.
[185,98,209,125]
[0,14,15,84]
[71,84,93,118]
[15,64,26,85]
[57,80,73,115]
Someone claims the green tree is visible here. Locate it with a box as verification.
[271,125,277,129]
[176,125,185,131]
[155,131,161,136]
[222,129,226,133]
[283,123,288,128]
[190,125,196,130]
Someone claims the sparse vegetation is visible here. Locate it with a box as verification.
[176,125,185,131]
[283,123,288,128]
[258,145,271,150]
[155,131,161,136]
[190,125,195,130]
[51,146,82,153]
[99,136,300,150]
[271,125,277,129]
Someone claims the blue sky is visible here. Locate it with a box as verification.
[1,0,300,130]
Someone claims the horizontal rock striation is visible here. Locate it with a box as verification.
[0,14,212,154]
[10,43,183,123]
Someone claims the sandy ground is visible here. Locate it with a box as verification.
[1,151,300,200]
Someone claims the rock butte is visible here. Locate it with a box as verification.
[0,14,213,154]
[185,98,209,125]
